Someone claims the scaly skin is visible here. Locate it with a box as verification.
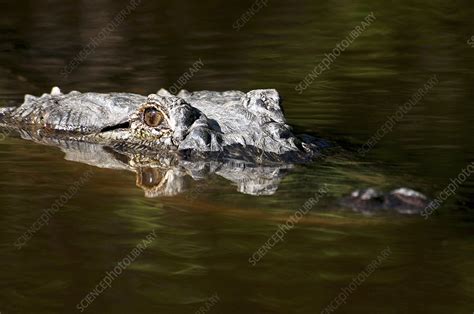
[0,87,429,212]
[0,87,321,163]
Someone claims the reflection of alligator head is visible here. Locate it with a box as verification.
[4,127,291,197]
[0,87,429,212]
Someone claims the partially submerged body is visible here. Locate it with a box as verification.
[0,87,321,163]
[0,87,430,213]
[340,188,430,215]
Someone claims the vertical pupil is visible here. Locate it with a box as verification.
[144,108,162,126]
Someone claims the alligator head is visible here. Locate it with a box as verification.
[2,87,322,163]
[90,94,215,156]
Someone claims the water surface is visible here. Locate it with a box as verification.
[1,1,473,313]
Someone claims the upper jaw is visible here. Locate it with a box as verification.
[83,122,178,151]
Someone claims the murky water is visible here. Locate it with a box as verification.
[1,1,474,313]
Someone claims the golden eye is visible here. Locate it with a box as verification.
[143,107,163,127]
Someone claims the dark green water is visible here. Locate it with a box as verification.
[1,1,474,313]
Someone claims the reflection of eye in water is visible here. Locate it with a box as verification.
[136,168,164,188]
[135,167,187,198]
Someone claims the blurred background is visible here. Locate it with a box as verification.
[0,0,473,313]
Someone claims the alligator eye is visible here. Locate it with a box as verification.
[143,107,163,127]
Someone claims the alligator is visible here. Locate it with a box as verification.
[0,87,429,213]
[0,87,322,163]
